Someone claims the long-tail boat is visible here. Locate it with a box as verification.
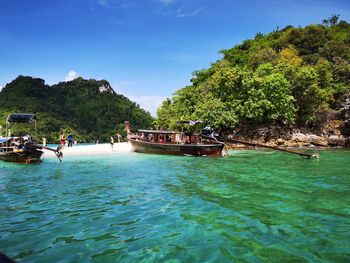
[0,113,63,163]
[124,121,224,156]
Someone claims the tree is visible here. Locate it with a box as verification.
[241,65,295,123]
[292,66,329,123]
[155,17,350,130]
[193,93,238,128]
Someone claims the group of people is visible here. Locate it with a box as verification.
[137,130,197,144]
[60,133,74,147]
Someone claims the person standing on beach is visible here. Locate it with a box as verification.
[117,133,122,143]
[110,136,114,149]
[67,134,73,147]
[60,133,66,145]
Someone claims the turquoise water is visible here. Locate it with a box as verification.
[0,150,349,262]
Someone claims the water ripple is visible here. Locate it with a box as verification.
[0,150,350,262]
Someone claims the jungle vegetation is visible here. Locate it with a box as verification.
[155,16,350,132]
[0,76,153,143]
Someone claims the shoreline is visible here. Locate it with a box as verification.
[42,142,133,158]
[223,132,349,149]
[224,141,349,149]
[225,143,347,150]
[41,141,347,160]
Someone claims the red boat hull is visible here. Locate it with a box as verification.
[128,138,223,156]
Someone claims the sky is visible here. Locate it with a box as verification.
[0,0,349,116]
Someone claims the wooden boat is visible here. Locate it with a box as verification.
[124,121,224,156]
[0,113,62,163]
[0,137,44,163]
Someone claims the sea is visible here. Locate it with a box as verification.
[0,149,349,262]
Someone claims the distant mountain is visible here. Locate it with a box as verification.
[0,76,153,142]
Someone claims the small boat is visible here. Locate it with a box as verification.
[124,121,224,156]
[0,137,44,163]
[0,113,62,163]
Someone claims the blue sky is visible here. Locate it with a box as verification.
[1,0,349,115]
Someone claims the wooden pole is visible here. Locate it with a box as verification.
[202,135,318,159]
[34,144,64,162]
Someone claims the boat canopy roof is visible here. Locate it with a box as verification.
[138,129,179,135]
[7,113,36,124]
[0,137,11,143]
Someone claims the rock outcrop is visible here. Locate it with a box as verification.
[227,123,349,148]
[328,135,346,146]
[308,135,328,147]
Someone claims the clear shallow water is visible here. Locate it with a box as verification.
[0,150,349,262]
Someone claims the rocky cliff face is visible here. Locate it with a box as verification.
[98,81,115,94]
[227,119,349,148]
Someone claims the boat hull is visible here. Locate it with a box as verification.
[0,150,43,163]
[128,139,223,156]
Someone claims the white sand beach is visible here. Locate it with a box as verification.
[42,142,133,159]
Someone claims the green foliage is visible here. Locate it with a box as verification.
[0,76,153,142]
[242,66,296,122]
[290,67,322,122]
[193,94,239,128]
[156,16,350,129]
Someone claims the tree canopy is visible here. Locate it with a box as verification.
[155,16,350,131]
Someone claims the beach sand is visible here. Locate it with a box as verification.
[42,142,133,159]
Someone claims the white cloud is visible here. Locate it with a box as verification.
[156,0,175,5]
[176,6,202,18]
[95,0,139,9]
[97,0,109,7]
[64,70,79,82]
[119,2,138,9]
[129,95,166,117]
[0,85,3,92]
